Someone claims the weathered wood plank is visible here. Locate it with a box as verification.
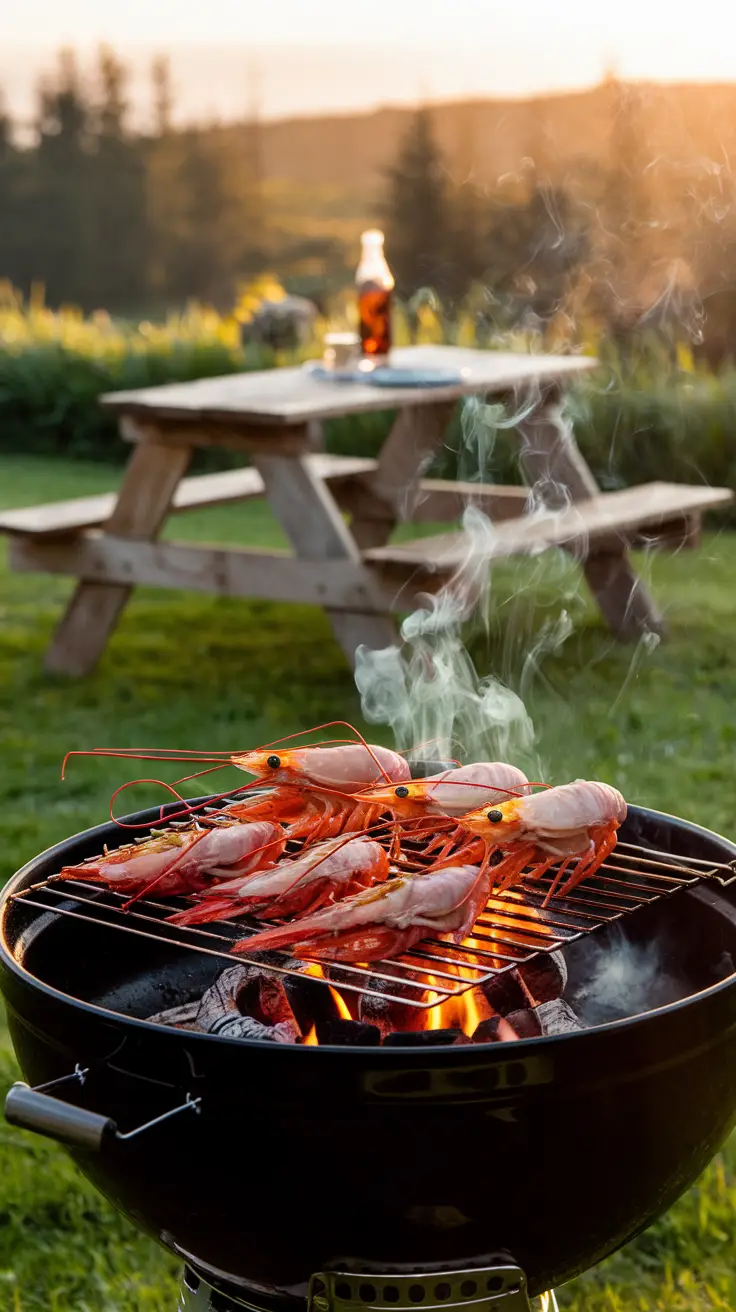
[0,454,378,538]
[101,347,599,426]
[375,480,529,526]
[120,415,312,455]
[43,443,192,676]
[9,534,411,612]
[251,452,398,661]
[364,483,734,571]
[344,402,457,550]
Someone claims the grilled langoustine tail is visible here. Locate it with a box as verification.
[231,862,491,965]
[167,835,390,928]
[58,819,286,899]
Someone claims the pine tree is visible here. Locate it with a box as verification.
[382,107,451,297]
[90,46,148,312]
[151,56,173,136]
[486,183,589,326]
[445,108,487,301]
[32,50,96,305]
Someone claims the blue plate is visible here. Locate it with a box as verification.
[369,367,463,388]
[305,365,366,383]
[305,363,465,388]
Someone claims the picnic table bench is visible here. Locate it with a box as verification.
[2,345,732,675]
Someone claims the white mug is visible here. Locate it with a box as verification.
[323,332,360,371]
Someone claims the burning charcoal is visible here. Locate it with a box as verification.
[196,965,300,1043]
[147,1001,202,1031]
[242,972,298,1030]
[358,967,428,1038]
[472,1016,527,1043]
[315,1019,381,1046]
[515,951,568,1006]
[382,1029,471,1047]
[479,972,527,1016]
[280,962,351,1032]
[505,1008,543,1038]
[534,999,583,1036]
[209,1014,297,1043]
[196,966,253,1030]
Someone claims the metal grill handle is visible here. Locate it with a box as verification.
[5,1083,115,1151]
[5,1068,201,1152]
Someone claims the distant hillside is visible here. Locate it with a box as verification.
[226,80,736,189]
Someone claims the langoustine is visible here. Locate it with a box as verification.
[61,724,409,844]
[230,863,491,965]
[360,762,531,820]
[167,836,390,927]
[453,780,627,899]
[359,762,531,857]
[58,819,286,898]
[231,742,410,844]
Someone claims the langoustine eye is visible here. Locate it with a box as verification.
[266,755,281,769]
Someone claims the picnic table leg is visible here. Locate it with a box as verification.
[345,402,457,550]
[516,387,665,638]
[252,451,398,666]
[44,442,192,676]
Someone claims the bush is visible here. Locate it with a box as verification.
[1,294,735,514]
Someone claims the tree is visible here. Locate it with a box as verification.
[382,108,452,297]
[485,182,589,326]
[445,109,488,300]
[30,50,97,305]
[89,47,148,312]
[150,127,250,307]
[151,56,173,136]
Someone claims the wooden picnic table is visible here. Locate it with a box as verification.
[3,345,732,676]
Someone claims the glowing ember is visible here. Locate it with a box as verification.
[425,955,494,1037]
[302,960,354,1020]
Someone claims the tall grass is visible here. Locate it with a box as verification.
[1,284,735,510]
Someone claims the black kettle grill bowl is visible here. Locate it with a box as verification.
[2,802,736,1300]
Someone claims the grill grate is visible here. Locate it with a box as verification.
[9,804,736,1012]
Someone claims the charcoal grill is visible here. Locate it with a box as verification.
[3,796,736,1309]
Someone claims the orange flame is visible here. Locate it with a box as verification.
[303,1024,318,1045]
[301,961,353,1033]
[424,938,495,1037]
[296,884,543,1044]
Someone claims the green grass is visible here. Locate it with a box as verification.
[1,454,736,1309]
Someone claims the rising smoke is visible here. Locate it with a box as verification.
[354,390,600,770]
[570,925,685,1027]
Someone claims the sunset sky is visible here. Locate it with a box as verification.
[4,0,736,124]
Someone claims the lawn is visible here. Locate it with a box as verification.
[1,454,736,1310]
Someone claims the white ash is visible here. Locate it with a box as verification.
[208,1014,297,1043]
[147,1000,202,1030]
[147,961,302,1042]
[535,999,583,1035]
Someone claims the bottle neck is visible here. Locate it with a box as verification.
[356,235,394,290]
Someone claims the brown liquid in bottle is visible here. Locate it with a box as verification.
[359,284,392,358]
[355,230,394,363]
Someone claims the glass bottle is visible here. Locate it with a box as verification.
[356,229,394,364]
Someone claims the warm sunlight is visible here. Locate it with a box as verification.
[5,0,736,122]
